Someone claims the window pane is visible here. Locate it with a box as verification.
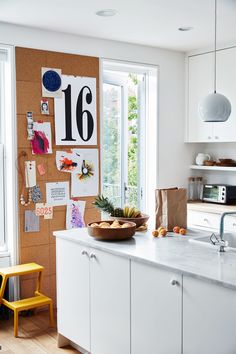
[102,83,121,207]
[0,57,5,248]
[0,144,4,248]
[127,74,140,208]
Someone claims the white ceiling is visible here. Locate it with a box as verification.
[0,0,236,52]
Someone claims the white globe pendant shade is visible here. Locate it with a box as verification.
[198,92,231,122]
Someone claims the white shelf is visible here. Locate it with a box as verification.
[190,165,236,172]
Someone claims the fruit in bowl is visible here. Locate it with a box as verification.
[87,220,136,241]
[93,195,149,228]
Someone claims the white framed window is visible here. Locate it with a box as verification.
[101,60,158,223]
[0,143,4,248]
[0,45,17,262]
[0,50,7,250]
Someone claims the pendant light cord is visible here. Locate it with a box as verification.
[214,0,217,93]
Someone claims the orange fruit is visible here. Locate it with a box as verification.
[173,226,180,234]
[152,230,159,237]
[179,228,187,235]
[159,228,167,237]
[157,226,164,233]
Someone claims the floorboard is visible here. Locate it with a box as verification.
[0,310,80,353]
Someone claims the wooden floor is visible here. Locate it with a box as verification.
[0,310,80,353]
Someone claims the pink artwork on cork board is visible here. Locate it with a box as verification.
[31,122,52,155]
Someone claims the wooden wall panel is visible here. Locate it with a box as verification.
[15,47,101,307]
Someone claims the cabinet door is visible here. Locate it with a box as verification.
[187,53,214,142]
[56,238,90,351]
[213,47,236,142]
[90,249,130,354]
[131,261,182,354]
[183,276,236,354]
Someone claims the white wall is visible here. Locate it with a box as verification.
[0,22,194,188]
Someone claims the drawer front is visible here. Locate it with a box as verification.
[188,211,220,230]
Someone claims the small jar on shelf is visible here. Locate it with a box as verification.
[188,177,195,201]
[195,177,203,200]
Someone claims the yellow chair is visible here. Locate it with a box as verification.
[0,262,54,337]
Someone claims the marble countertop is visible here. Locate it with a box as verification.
[53,228,236,290]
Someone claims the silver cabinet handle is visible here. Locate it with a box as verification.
[208,136,211,139]
[89,252,96,259]
[81,249,88,256]
[215,136,219,139]
[203,218,209,222]
[170,279,179,286]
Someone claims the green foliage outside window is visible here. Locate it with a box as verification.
[102,73,139,208]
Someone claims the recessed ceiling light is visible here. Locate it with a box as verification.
[178,27,193,31]
[95,9,117,17]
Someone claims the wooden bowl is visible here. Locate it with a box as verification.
[87,220,136,241]
[110,213,149,228]
[204,160,215,166]
[219,159,234,163]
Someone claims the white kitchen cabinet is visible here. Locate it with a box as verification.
[131,261,182,354]
[214,47,236,141]
[187,209,236,233]
[56,238,130,354]
[187,53,214,142]
[224,215,236,232]
[90,249,130,354]
[187,47,236,142]
[187,210,220,231]
[183,276,236,354]
[56,238,90,352]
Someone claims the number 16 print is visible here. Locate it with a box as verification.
[54,75,97,145]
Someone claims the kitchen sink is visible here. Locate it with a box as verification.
[189,233,236,251]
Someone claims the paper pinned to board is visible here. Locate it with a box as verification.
[66,200,86,229]
[71,149,99,197]
[42,67,62,98]
[37,163,46,176]
[25,210,40,233]
[35,203,53,219]
[56,150,81,173]
[31,122,52,155]
[46,181,69,206]
[25,161,36,188]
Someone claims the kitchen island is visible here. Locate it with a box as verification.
[54,228,236,354]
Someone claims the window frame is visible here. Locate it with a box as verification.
[0,44,18,270]
[101,59,158,220]
[103,73,128,207]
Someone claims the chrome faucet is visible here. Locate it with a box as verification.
[211,212,236,252]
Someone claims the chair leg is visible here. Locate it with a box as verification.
[14,310,18,337]
[49,302,54,327]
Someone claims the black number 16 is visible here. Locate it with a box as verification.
[61,84,94,142]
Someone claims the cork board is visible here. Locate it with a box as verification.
[15,47,101,306]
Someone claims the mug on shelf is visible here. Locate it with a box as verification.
[195,153,211,166]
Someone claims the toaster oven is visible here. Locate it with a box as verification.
[202,184,236,204]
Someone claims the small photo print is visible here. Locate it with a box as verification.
[41,99,49,115]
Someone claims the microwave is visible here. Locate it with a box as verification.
[202,184,236,204]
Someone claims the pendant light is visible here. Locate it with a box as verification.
[198,0,231,122]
